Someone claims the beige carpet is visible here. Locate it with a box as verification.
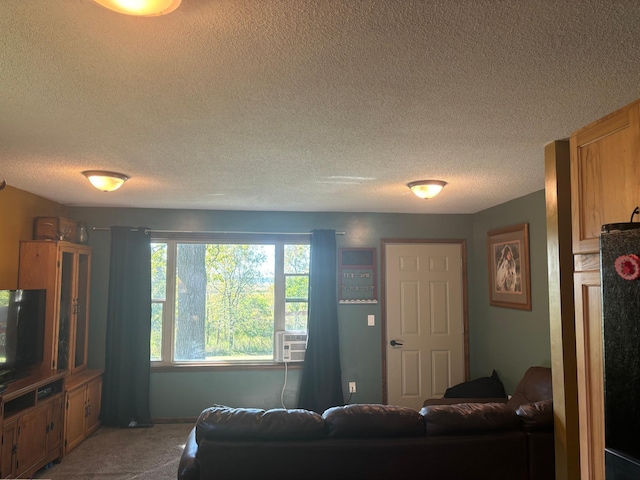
[34,423,194,480]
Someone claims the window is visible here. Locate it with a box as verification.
[150,234,310,366]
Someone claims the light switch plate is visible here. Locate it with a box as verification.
[367,314,375,326]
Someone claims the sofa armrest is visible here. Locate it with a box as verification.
[420,402,519,436]
[178,427,199,480]
[423,397,508,407]
[516,399,553,431]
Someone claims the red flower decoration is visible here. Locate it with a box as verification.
[614,254,640,280]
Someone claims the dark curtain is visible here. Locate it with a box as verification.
[101,226,152,427]
[298,229,344,413]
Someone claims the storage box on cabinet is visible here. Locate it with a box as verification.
[33,217,77,243]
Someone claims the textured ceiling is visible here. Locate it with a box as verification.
[1,0,639,214]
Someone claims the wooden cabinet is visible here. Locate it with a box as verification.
[568,98,640,480]
[573,269,605,480]
[14,240,101,472]
[18,241,91,374]
[0,372,65,479]
[63,370,102,455]
[570,101,640,254]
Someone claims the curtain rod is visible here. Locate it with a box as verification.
[92,227,345,235]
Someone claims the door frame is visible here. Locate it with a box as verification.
[380,238,470,404]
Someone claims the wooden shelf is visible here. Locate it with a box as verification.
[1,369,66,405]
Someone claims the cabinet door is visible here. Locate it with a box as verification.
[47,396,63,455]
[15,404,49,477]
[570,101,640,254]
[64,387,86,454]
[85,377,102,435]
[72,249,91,373]
[57,248,75,371]
[1,420,17,478]
[574,271,605,480]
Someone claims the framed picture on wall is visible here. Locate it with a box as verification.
[487,223,531,310]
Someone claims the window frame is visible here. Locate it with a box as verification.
[150,233,309,368]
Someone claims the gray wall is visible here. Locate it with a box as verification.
[71,191,549,419]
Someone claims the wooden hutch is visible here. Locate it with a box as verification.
[0,238,102,478]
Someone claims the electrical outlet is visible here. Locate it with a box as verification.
[348,381,356,393]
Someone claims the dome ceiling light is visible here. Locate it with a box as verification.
[83,171,129,192]
[407,180,447,199]
[93,0,182,16]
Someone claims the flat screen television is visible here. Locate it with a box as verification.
[0,289,46,385]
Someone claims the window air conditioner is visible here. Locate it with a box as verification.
[275,331,307,363]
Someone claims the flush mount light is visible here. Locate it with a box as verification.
[93,0,182,16]
[408,180,447,199]
[83,171,129,192]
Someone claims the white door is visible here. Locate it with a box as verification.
[384,242,466,411]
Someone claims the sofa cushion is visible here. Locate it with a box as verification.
[443,370,507,399]
[421,402,519,436]
[507,366,552,409]
[515,399,553,431]
[323,404,425,438]
[196,405,325,442]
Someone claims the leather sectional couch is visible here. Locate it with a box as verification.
[178,367,554,480]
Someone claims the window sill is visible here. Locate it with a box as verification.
[150,362,304,373]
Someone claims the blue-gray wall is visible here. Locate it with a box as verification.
[469,190,551,390]
[71,190,549,419]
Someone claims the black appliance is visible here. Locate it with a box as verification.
[601,221,640,479]
[0,289,46,385]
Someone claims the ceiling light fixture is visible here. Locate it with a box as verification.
[93,0,182,16]
[408,180,447,199]
[83,171,129,192]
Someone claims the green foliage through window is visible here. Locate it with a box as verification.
[150,236,309,365]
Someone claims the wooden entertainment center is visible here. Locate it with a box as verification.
[0,240,103,478]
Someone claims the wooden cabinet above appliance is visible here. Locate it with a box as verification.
[570,101,640,254]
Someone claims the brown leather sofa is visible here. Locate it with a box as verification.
[422,366,554,480]
[178,367,554,480]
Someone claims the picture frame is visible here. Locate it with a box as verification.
[487,223,531,310]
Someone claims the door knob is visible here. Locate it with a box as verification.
[390,339,403,346]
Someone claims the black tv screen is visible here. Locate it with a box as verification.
[0,289,46,381]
